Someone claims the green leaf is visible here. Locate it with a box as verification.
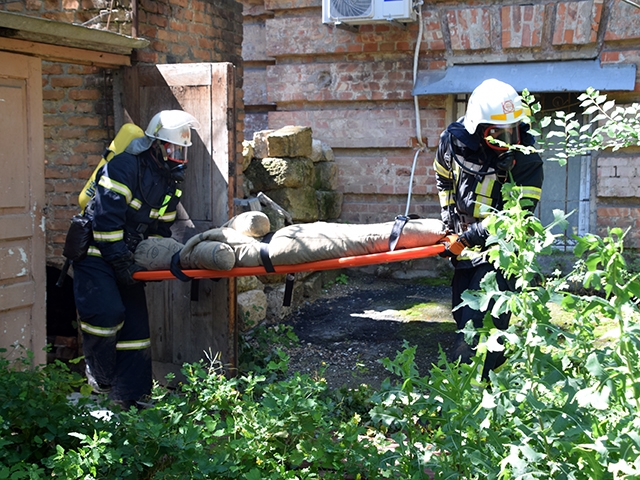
[585,353,604,378]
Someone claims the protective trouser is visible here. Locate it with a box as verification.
[451,262,513,381]
[73,255,152,401]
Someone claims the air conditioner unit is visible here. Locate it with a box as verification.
[322,0,417,25]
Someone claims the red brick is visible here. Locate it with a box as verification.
[604,0,640,40]
[553,1,600,45]
[447,7,492,51]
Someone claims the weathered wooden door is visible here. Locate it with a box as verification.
[0,52,46,364]
[118,63,237,379]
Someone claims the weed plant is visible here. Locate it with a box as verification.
[2,90,640,478]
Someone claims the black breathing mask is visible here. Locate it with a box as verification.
[494,150,516,172]
[167,161,188,183]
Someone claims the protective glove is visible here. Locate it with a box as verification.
[110,252,147,286]
[440,222,489,258]
[458,222,488,249]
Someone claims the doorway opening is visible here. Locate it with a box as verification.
[535,92,592,249]
[46,265,82,370]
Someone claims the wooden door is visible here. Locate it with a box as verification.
[118,63,237,379]
[0,52,46,365]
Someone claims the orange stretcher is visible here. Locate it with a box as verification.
[133,235,456,282]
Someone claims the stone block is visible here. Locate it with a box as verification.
[237,289,268,331]
[310,139,323,163]
[241,140,254,172]
[313,161,338,190]
[245,156,314,191]
[266,125,313,158]
[322,141,335,161]
[261,205,288,232]
[253,129,275,159]
[316,190,343,220]
[264,282,304,322]
[302,272,323,300]
[268,186,319,222]
[237,275,263,293]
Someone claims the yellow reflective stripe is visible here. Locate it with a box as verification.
[98,176,132,203]
[489,109,523,122]
[149,209,161,219]
[87,246,102,257]
[157,194,173,217]
[521,186,542,200]
[159,210,177,222]
[116,339,151,350]
[80,320,124,337]
[175,189,182,198]
[438,190,455,207]
[475,178,495,199]
[434,160,452,179]
[93,229,124,242]
[130,198,142,210]
[473,178,496,218]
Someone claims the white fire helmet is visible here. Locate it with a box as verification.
[145,110,200,147]
[463,79,526,135]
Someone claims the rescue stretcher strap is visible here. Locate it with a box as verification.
[132,236,455,282]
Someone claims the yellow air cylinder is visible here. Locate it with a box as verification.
[78,123,145,212]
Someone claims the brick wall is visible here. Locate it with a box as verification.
[2,0,244,266]
[243,0,640,247]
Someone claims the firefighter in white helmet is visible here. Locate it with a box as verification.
[433,79,544,381]
[73,110,200,409]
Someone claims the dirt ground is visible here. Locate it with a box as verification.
[281,272,458,390]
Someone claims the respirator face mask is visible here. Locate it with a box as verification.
[161,142,189,182]
[482,125,521,172]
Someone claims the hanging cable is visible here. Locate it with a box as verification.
[403,0,425,217]
[389,2,427,251]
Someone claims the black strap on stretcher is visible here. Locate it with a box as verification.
[260,233,295,307]
[388,214,420,251]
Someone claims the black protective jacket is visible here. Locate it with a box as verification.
[87,147,182,264]
[434,121,544,230]
[433,121,544,267]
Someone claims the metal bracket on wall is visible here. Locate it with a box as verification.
[386,19,408,30]
[333,22,359,33]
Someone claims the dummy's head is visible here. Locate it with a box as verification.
[463,79,527,172]
[145,110,200,182]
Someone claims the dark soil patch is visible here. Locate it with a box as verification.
[283,273,457,390]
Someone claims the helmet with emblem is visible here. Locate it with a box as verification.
[463,79,526,135]
[145,110,200,169]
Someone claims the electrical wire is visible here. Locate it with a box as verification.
[403,0,425,217]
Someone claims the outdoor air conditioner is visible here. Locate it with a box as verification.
[322,0,417,25]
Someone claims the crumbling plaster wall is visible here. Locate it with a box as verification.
[1,0,244,267]
[242,0,640,247]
